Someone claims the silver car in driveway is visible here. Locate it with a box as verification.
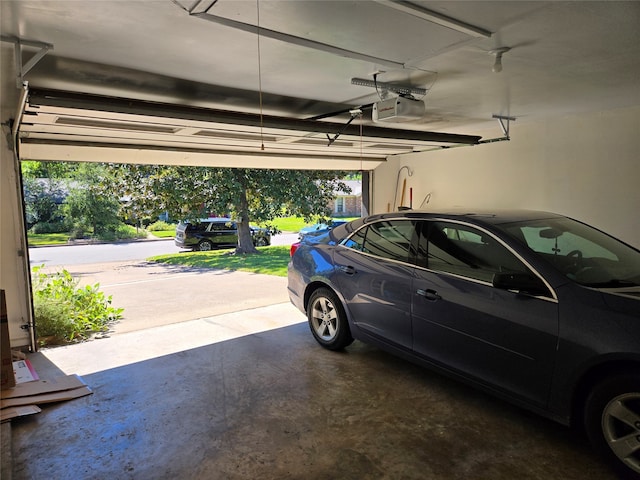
[288,209,640,479]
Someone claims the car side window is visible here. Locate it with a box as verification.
[426,222,529,283]
[208,222,235,232]
[343,227,366,251]
[343,220,417,264]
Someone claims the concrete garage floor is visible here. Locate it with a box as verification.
[5,302,617,480]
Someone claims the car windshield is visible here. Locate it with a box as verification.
[497,217,640,287]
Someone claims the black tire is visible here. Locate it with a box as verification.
[307,287,353,351]
[197,240,213,251]
[255,237,269,247]
[584,373,640,479]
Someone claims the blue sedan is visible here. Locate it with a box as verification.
[287,210,640,479]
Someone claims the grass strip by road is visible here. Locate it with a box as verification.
[149,230,174,238]
[28,233,70,246]
[147,245,291,277]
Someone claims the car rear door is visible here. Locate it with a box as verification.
[333,219,419,350]
[411,220,559,407]
[207,221,237,245]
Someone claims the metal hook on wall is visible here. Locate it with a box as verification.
[393,166,413,211]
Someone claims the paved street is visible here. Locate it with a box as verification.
[29,233,299,266]
[29,239,181,266]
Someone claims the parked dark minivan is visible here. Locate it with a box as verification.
[175,217,271,251]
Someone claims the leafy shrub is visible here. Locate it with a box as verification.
[30,220,70,234]
[69,225,89,240]
[31,265,124,346]
[147,220,176,232]
[94,223,147,242]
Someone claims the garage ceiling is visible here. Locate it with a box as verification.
[2,1,640,169]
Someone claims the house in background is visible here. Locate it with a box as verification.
[328,180,362,217]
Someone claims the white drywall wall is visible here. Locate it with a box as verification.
[373,106,640,248]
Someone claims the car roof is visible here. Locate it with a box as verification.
[328,209,565,243]
[364,209,563,226]
[183,217,232,223]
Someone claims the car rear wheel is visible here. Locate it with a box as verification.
[197,240,213,251]
[584,373,640,479]
[255,237,269,247]
[307,287,353,351]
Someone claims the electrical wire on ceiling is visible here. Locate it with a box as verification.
[256,0,265,150]
[357,109,364,173]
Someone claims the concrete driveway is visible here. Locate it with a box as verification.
[37,259,304,376]
[62,260,291,335]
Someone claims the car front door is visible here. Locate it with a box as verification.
[333,219,418,350]
[411,220,559,407]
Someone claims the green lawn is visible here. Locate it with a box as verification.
[28,233,69,246]
[149,230,175,238]
[148,245,291,277]
[267,216,358,232]
[267,217,307,232]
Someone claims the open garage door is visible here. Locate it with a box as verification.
[8,85,480,352]
[18,88,480,170]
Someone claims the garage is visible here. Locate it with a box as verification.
[1,1,639,478]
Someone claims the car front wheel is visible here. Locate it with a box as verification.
[584,373,640,479]
[197,240,213,251]
[307,287,353,351]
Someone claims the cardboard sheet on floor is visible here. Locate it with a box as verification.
[1,405,41,422]
[1,385,92,409]
[1,374,87,399]
[1,373,92,414]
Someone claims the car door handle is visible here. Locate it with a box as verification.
[417,289,441,301]
[338,265,357,275]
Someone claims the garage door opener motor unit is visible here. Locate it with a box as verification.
[373,96,425,122]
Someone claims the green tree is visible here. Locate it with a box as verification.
[21,160,78,179]
[21,161,78,232]
[112,165,351,254]
[63,163,121,238]
[22,177,65,230]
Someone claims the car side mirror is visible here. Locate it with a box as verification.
[492,272,549,296]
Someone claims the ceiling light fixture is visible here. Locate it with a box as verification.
[489,47,511,73]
